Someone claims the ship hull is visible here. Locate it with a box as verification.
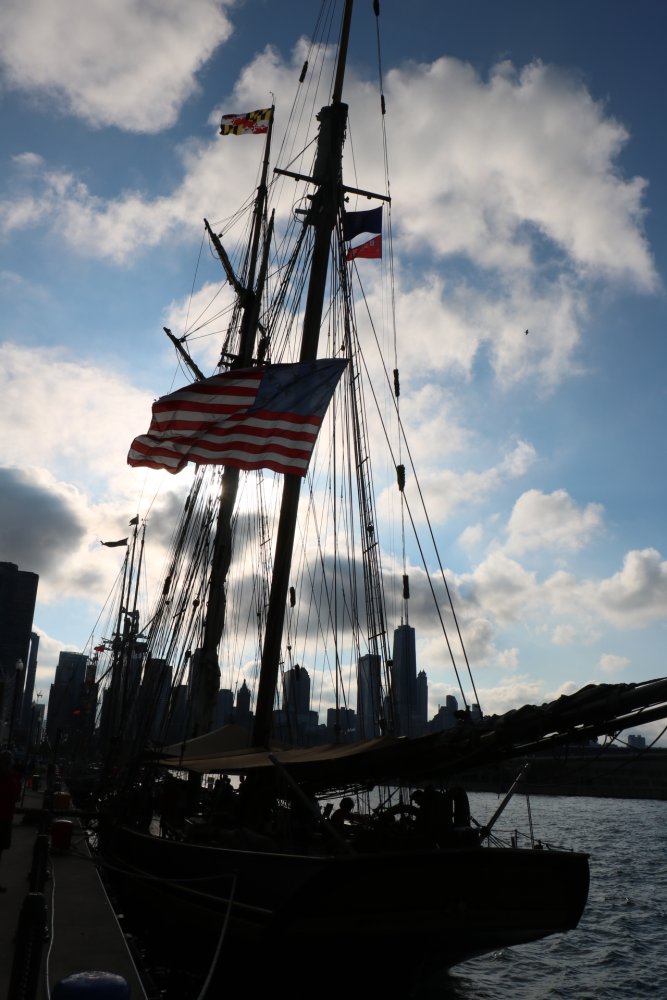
[98,824,589,992]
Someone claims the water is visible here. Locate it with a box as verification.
[416,794,667,1000]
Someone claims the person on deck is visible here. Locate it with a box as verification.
[0,750,22,891]
[411,786,451,845]
[330,796,363,833]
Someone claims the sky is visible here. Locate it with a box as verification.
[1,0,666,743]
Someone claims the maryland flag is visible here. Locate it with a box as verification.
[220,108,272,135]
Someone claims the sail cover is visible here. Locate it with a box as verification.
[128,359,348,475]
[156,678,667,786]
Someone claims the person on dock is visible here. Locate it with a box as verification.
[0,750,21,891]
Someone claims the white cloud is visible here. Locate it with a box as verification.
[0,342,193,611]
[0,0,234,132]
[551,624,578,646]
[538,550,667,631]
[599,653,630,675]
[12,152,44,170]
[400,440,536,525]
[471,675,545,718]
[385,56,658,291]
[461,545,667,643]
[503,488,605,556]
[496,647,519,670]
[459,523,484,550]
[0,342,150,487]
[461,551,538,625]
[589,548,667,627]
[0,31,657,401]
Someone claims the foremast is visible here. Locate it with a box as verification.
[189,109,276,738]
[252,0,354,747]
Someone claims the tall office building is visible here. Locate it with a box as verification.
[97,613,147,752]
[164,684,189,744]
[0,562,39,739]
[416,670,428,733]
[235,680,251,726]
[20,632,40,733]
[429,694,458,732]
[138,657,173,742]
[283,665,310,715]
[45,651,89,746]
[30,701,45,747]
[357,653,383,739]
[392,624,426,737]
[188,648,222,737]
[214,688,235,729]
[274,666,319,744]
[326,705,356,741]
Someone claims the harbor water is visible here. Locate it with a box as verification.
[416,793,667,1000]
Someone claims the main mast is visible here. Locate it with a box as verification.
[252,0,354,747]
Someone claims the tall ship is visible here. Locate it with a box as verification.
[69,2,667,996]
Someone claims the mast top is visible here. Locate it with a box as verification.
[331,0,354,105]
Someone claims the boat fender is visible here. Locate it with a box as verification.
[52,971,130,997]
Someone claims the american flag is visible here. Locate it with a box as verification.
[127,359,348,476]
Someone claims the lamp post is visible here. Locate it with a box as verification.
[8,658,25,748]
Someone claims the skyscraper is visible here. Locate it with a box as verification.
[138,656,173,742]
[214,688,234,729]
[236,680,251,725]
[275,665,319,744]
[20,632,40,733]
[45,651,89,746]
[283,665,311,715]
[0,561,39,739]
[392,624,421,736]
[416,669,428,734]
[357,653,382,739]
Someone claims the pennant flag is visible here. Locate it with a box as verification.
[129,515,139,525]
[94,645,105,653]
[101,538,128,547]
[346,235,382,261]
[220,108,272,135]
[342,206,382,241]
[127,359,348,477]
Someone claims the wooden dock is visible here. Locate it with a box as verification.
[0,788,147,999]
